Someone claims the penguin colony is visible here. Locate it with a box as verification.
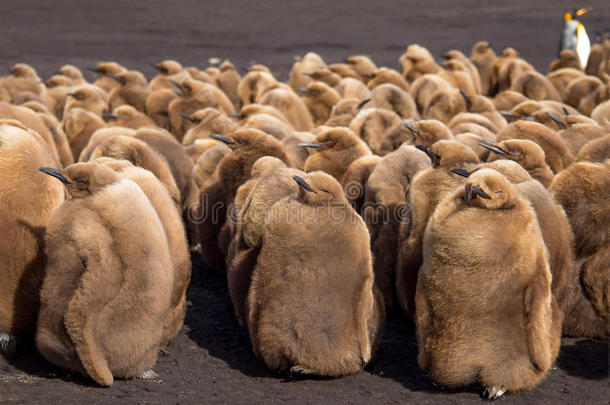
[0,34,608,399]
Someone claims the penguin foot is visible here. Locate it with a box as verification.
[135,369,162,382]
[483,386,505,400]
[289,365,315,375]
[0,332,17,357]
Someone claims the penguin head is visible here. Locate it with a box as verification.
[462,169,517,210]
[153,60,182,76]
[39,162,121,198]
[480,139,547,171]
[250,156,287,179]
[293,171,347,205]
[565,7,591,21]
[477,160,531,184]
[10,63,38,79]
[299,127,361,153]
[419,140,479,169]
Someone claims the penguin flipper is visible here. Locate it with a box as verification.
[522,254,555,373]
[63,259,116,387]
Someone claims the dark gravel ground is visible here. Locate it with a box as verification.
[0,1,609,404]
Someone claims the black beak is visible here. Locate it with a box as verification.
[478,141,510,156]
[499,110,517,120]
[293,175,316,193]
[102,112,119,120]
[170,87,183,97]
[415,144,440,164]
[459,90,472,112]
[562,107,570,116]
[150,63,161,71]
[297,142,322,149]
[450,168,471,178]
[545,112,566,129]
[107,74,125,85]
[180,113,195,122]
[470,185,492,200]
[402,121,419,135]
[210,133,236,145]
[521,116,535,122]
[169,79,183,89]
[357,98,371,109]
[39,167,71,185]
[297,87,310,95]
[227,113,244,119]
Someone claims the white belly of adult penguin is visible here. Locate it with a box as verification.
[560,8,592,69]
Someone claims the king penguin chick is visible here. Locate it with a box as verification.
[36,162,173,386]
[341,155,382,214]
[363,145,432,310]
[395,140,479,318]
[495,120,574,173]
[576,133,610,163]
[550,160,610,338]
[301,127,371,181]
[349,107,402,154]
[0,121,65,353]
[378,119,453,156]
[481,139,555,187]
[416,169,561,398]
[227,159,303,326]
[248,172,384,376]
[98,160,191,349]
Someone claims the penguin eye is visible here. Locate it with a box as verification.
[73,178,89,189]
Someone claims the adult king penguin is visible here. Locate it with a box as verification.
[559,8,592,69]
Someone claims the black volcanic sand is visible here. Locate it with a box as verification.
[1,1,609,404]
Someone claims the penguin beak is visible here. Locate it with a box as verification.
[170,88,183,97]
[293,175,316,193]
[545,112,566,129]
[357,98,371,109]
[470,185,492,200]
[478,141,510,156]
[180,113,195,122]
[297,142,322,149]
[39,167,71,185]
[402,121,420,135]
[450,168,471,178]
[415,145,440,164]
[108,74,126,85]
[210,133,236,145]
[459,90,472,112]
[499,110,518,120]
[150,63,161,71]
[575,7,591,17]
[102,112,119,121]
[169,79,183,90]
[297,87,311,95]
[227,113,244,119]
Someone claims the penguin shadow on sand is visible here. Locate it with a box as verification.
[2,221,100,388]
[364,311,446,395]
[556,338,609,380]
[184,254,273,378]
